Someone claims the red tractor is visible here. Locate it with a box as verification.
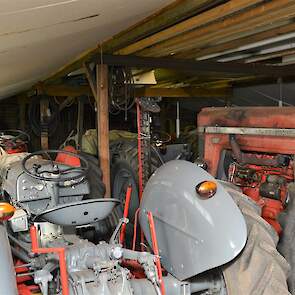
[198,107,295,292]
[0,130,29,154]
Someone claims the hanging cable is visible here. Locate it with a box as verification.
[108,66,135,115]
[28,95,60,137]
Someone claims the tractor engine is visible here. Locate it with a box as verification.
[227,140,294,233]
[29,226,160,295]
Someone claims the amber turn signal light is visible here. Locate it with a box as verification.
[0,202,15,221]
[196,181,217,199]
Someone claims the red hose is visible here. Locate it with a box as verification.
[30,226,69,295]
[147,212,165,295]
[120,186,132,245]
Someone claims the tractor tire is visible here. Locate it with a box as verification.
[80,152,106,199]
[222,183,290,295]
[78,152,111,240]
[80,152,114,244]
[110,140,163,230]
[278,183,295,294]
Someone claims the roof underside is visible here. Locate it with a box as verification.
[5,0,295,101]
[0,0,173,99]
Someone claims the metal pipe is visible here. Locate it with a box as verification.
[30,225,69,295]
[120,185,132,245]
[176,101,180,139]
[8,233,31,253]
[11,246,31,263]
[229,134,280,166]
[147,211,165,295]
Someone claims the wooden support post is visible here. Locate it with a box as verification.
[96,64,111,197]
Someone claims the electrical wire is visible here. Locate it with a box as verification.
[28,95,60,137]
[109,66,135,115]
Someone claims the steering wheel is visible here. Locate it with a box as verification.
[22,149,89,183]
[0,130,30,148]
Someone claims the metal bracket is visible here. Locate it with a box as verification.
[198,126,295,137]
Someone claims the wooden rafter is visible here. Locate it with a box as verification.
[135,0,295,57]
[102,0,220,53]
[84,63,97,100]
[115,0,264,55]
[96,54,295,77]
[245,49,295,63]
[43,0,218,84]
[136,86,232,98]
[33,84,92,97]
[35,0,295,91]
[179,21,295,59]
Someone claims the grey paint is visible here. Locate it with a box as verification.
[139,160,247,281]
[0,224,18,294]
[35,198,120,226]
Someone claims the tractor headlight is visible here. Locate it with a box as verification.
[0,202,15,221]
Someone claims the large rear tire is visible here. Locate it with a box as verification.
[222,184,290,295]
[110,140,162,219]
[79,152,111,240]
[80,152,106,199]
[278,183,295,294]
[109,140,163,241]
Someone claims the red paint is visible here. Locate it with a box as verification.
[17,284,39,295]
[30,225,69,295]
[121,259,146,279]
[55,146,81,167]
[136,101,144,200]
[15,259,40,294]
[198,107,295,234]
[120,185,132,245]
[136,101,147,252]
[148,211,165,295]
[5,144,27,154]
[198,106,295,128]
[15,260,32,284]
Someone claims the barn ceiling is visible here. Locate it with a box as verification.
[0,0,173,99]
[5,0,295,101]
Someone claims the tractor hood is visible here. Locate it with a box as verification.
[139,160,247,281]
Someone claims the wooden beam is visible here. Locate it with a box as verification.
[135,87,232,98]
[137,0,295,57]
[84,63,97,99]
[96,64,111,197]
[35,84,92,97]
[180,21,295,59]
[42,0,218,84]
[115,0,265,55]
[103,0,221,52]
[99,54,295,77]
[245,48,295,63]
